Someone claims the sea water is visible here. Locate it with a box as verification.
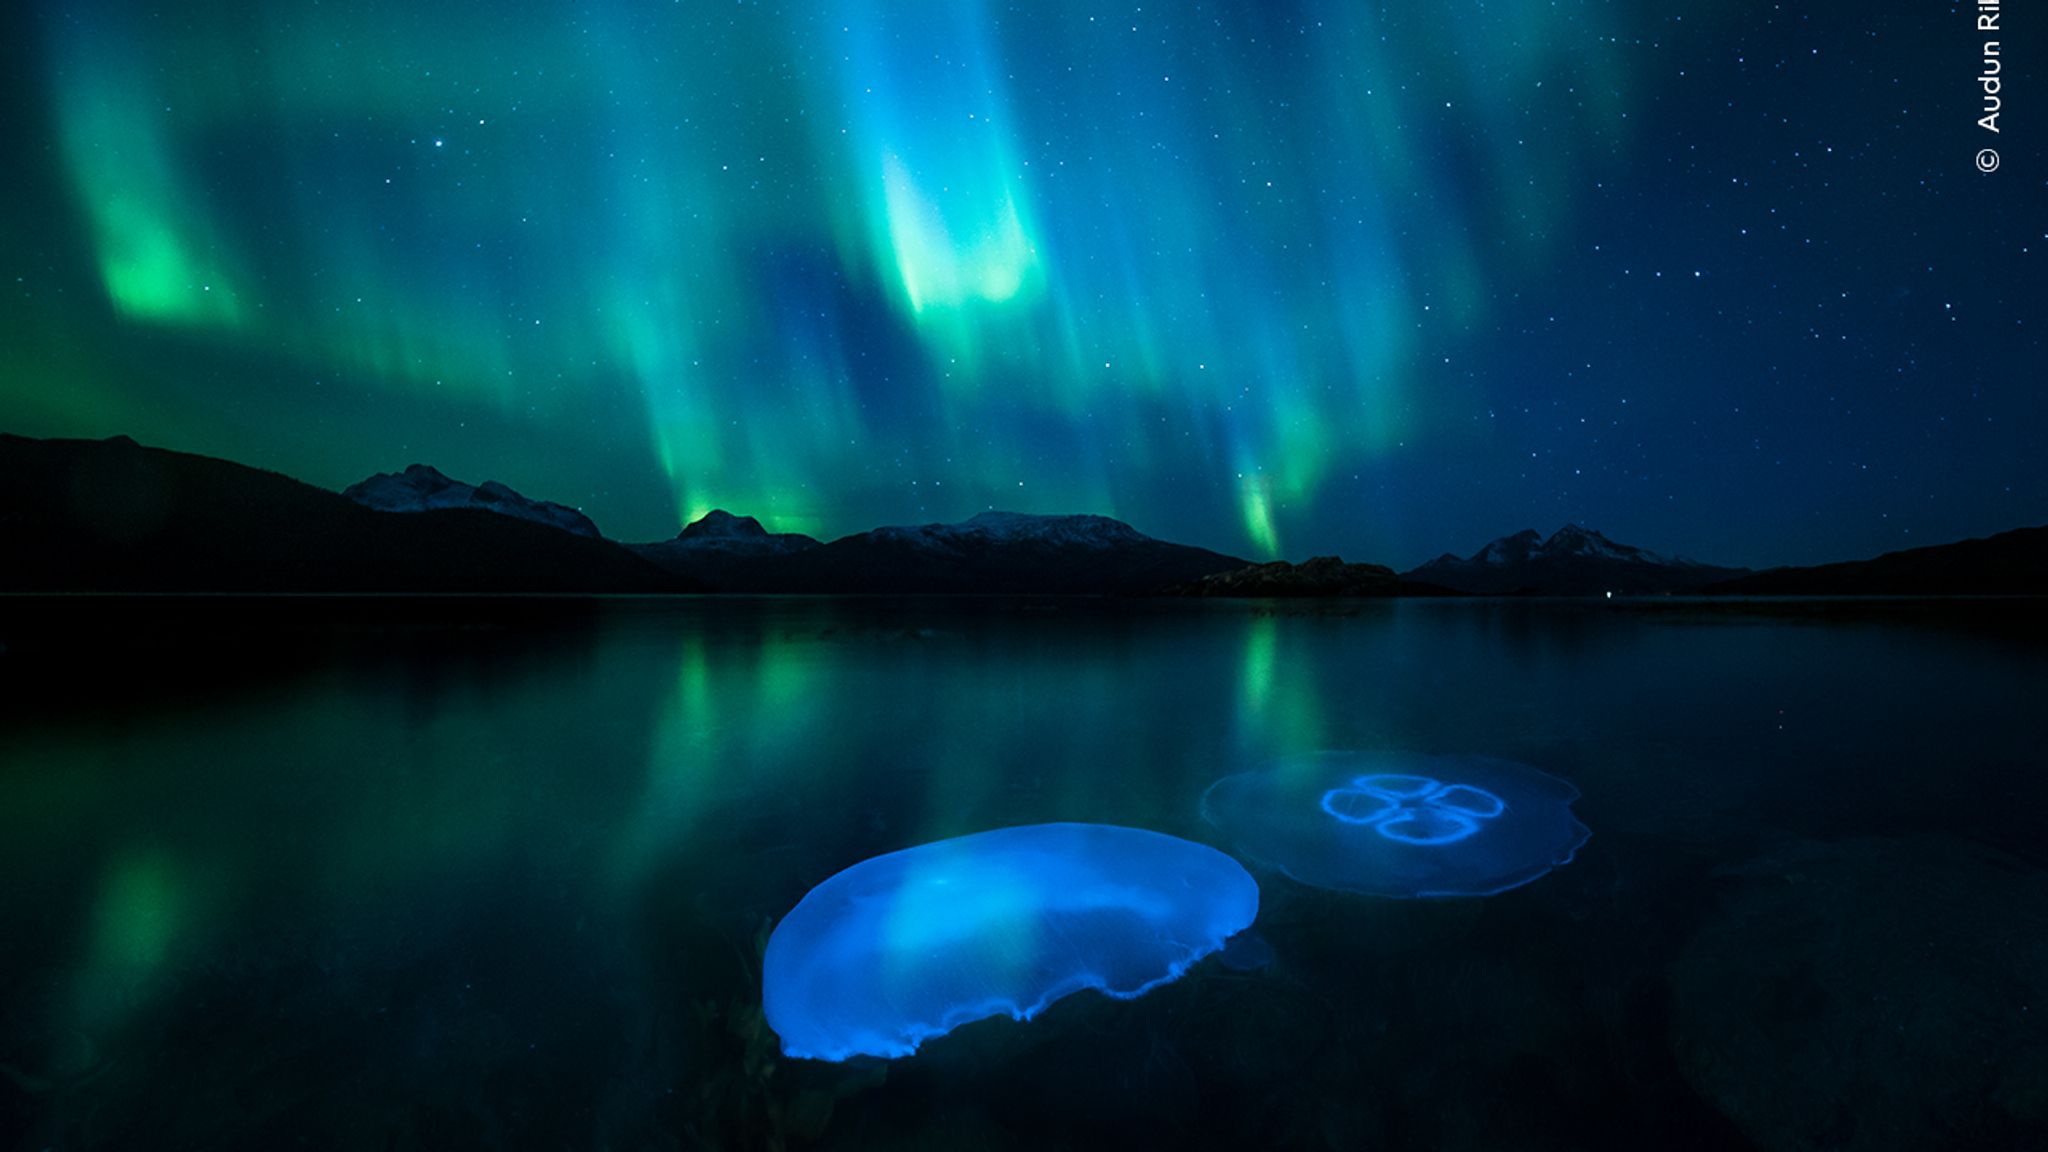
[1,596,2043,1150]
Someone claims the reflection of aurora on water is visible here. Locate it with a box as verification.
[1205,752,1589,898]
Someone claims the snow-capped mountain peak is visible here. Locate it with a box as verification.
[1539,524,1662,564]
[1481,529,1543,565]
[1403,524,1748,595]
[342,465,601,538]
[953,510,1149,546]
[865,511,1152,552]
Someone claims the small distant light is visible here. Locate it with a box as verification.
[1604,591,1613,599]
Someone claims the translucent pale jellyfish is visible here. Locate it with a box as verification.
[763,823,1260,1061]
[1203,752,1589,898]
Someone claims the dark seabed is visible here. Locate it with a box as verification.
[2,597,2044,1151]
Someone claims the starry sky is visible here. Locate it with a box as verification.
[0,0,2040,567]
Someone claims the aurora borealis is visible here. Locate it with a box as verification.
[1,0,2040,564]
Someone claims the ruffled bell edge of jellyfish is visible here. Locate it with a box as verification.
[1555,811,1593,868]
[777,927,1261,1062]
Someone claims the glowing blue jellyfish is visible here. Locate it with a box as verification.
[1203,752,1589,898]
[763,823,1260,1061]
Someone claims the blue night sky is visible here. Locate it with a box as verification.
[1,0,2040,567]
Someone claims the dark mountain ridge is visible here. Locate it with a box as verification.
[1404,524,1747,595]
[628,509,823,586]
[7,434,2040,598]
[0,434,688,593]
[1159,555,1459,598]
[690,510,1247,594]
[1702,526,2048,596]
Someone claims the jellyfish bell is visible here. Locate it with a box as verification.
[1204,752,1589,898]
[762,823,1260,1062]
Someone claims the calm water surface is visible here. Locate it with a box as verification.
[2,597,2044,1151]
